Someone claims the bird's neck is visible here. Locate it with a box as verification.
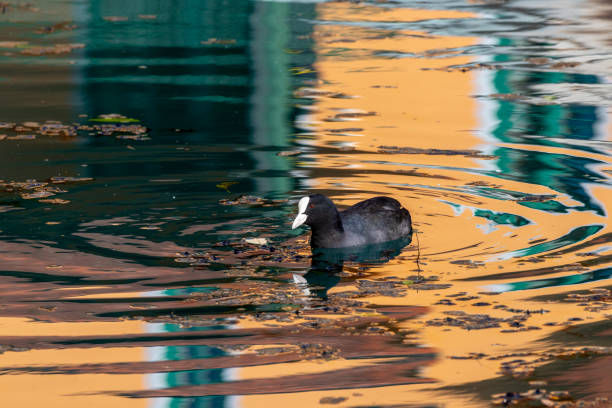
[310,211,344,248]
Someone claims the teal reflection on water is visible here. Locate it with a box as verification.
[495,224,604,260]
[480,38,609,217]
[485,267,612,293]
[473,208,530,227]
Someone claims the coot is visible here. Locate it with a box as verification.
[292,194,412,248]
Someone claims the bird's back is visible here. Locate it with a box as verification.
[339,197,412,246]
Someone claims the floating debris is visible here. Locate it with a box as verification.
[492,389,609,407]
[39,198,70,204]
[378,145,498,160]
[49,176,93,183]
[319,397,347,405]
[550,61,581,69]
[490,93,523,100]
[411,283,452,290]
[0,3,39,13]
[276,150,302,157]
[219,195,285,207]
[0,41,28,48]
[21,190,55,200]
[450,259,485,268]
[449,352,488,360]
[0,205,22,213]
[216,181,238,193]
[293,88,350,99]
[1,177,92,202]
[6,134,35,140]
[89,114,140,123]
[103,16,128,22]
[526,57,551,65]
[325,127,363,133]
[566,288,611,312]
[20,43,85,56]
[516,194,557,203]
[334,111,376,119]
[139,225,161,231]
[358,280,407,298]
[428,62,503,72]
[426,311,522,330]
[175,240,309,270]
[34,21,77,34]
[289,66,315,75]
[0,117,148,141]
[244,238,268,246]
[201,38,236,45]
[40,123,77,137]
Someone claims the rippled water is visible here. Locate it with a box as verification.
[1,1,611,407]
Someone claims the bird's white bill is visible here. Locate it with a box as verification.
[292,213,308,229]
[297,196,309,214]
[292,196,310,229]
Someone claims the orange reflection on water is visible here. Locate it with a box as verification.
[239,1,612,407]
[1,1,611,407]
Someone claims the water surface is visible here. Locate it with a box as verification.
[1,0,611,407]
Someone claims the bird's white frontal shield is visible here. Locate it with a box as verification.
[292,196,309,229]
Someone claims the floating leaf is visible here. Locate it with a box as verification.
[216,181,238,193]
[244,238,268,245]
[39,198,70,204]
[21,191,55,199]
[276,150,302,157]
[49,176,93,183]
[289,67,315,75]
[89,115,140,123]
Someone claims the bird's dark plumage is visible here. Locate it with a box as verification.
[292,194,412,249]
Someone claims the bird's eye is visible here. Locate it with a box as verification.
[309,204,315,208]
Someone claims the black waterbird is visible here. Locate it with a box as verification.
[292,194,412,249]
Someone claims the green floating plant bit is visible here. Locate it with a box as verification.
[89,117,140,123]
[289,66,315,75]
[402,280,414,286]
[216,181,238,193]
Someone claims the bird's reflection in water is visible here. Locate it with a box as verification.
[295,236,413,299]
